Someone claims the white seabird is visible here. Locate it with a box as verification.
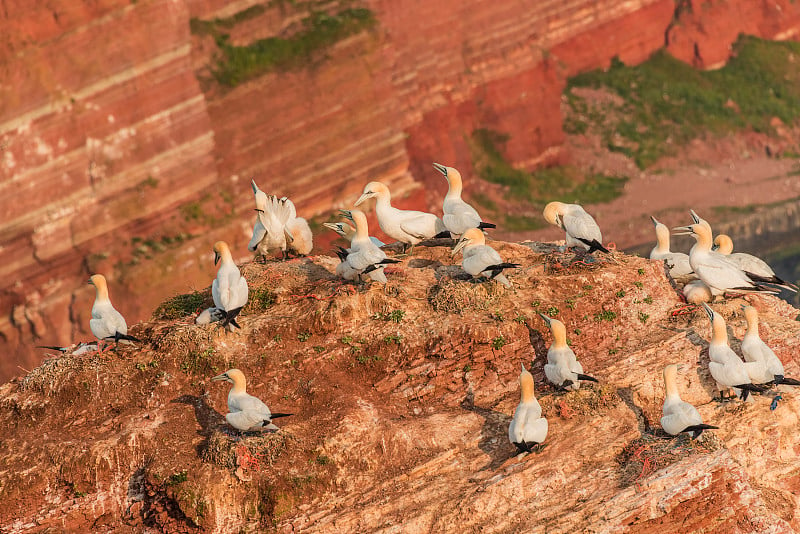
[543,201,608,253]
[451,228,519,288]
[248,180,295,260]
[714,234,796,292]
[741,305,800,388]
[649,216,693,279]
[673,222,776,297]
[88,274,139,345]
[660,364,717,439]
[355,181,446,253]
[508,363,548,453]
[211,369,292,432]
[340,209,399,283]
[212,241,249,330]
[682,279,712,304]
[432,163,495,237]
[701,303,767,401]
[323,221,386,248]
[539,313,598,390]
[283,195,313,256]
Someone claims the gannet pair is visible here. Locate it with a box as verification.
[451,228,519,288]
[355,181,446,253]
[649,216,693,279]
[88,274,140,347]
[337,209,399,283]
[432,163,495,237]
[701,303,767,401]
[740,305,800,390]
[660,364,717,439]
[508,363,548,453]
[543,202,609,254]
[211,368,291,432]
[248,180,313,260]
[205,241,249,330]
[539,314,597,390]
[714,234,797,292]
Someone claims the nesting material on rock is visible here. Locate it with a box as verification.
[428,279,504,313]
[617,432,723,487]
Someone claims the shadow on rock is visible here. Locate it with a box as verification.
[172,394,226,458]
[460,389,514,471]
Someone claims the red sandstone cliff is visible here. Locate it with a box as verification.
[3,0,800,380]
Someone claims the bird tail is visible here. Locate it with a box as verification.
[577,373,599,383]
[683,423,718,439]
[433,230,452,239]
[743,272,798,293]
[478,221,496,229]
[105,333,141,343]
[269,413,293,419]
[577,238,610,254]
[221,307,244,329]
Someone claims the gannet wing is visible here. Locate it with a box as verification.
[694,255,755,291]
[563,209,602,243]
[248,219,267,252]
[398,212,438,240]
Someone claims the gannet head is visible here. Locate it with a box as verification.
[538,313,567,343]
[213,241,230,266]
[543,202,566,229]
[212,368,247,390]
[519,363,535,401]
[688,210,713,233]
[649,215,660,227]
[323,222,355,240]
[338,209,355,223]
[713,234,734,255]
[433,163,463,190]
[452,227,484,256]
[88,273,106,287]
[663,363,678,383]
[741,305,759,328]
[650,216,670,246]
[355,181,389,207]
[672,222,711,244]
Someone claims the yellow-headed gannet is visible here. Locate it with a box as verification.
[212,241,249,330]
[714,235,796,292]
[432,163,495,237]
[211,369,292,432]
[701,303,767,401]
[508,363,548,453]
[451,228,519,288]
[741,305,800,388]
[661,364,717,439]
[283,195,313,256]
[543,202,609,253]
[539,313,598,390]
[649,216,693,279]
[355,181,446,253]
[673,222,777,297]
[248,180,295,260]
[682,279,712,304]
[340,209,399,283]
[88,274,140,345]
[323,221,386,248]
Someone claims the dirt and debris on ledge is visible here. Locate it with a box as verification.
[1,240,799,533]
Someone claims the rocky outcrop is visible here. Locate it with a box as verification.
[1,243,799,532]
[4,0,800,381]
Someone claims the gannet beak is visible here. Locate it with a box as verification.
[338,209,354,222]
[701,302,714,321]
[521,362,526,372]
[672,226,694,236]
[354,192,374,207]
[711,243,719,251]
[689,210,701,224]
[323,222,340,232]
[251,179,259,194]
[537,313,552,325]
[87,277,94,285]
[650,215,659,227]
[432,162,448,176]
[254,208,264,213]
[211,372,229,382]
[214,251,221,266]
[451,238,468,256]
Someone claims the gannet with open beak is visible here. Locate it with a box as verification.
[714,234,796,292]
[323,221,385,248]
[283,195,313,256]
[543,202,609,253]
[88,274,140,345]
[355,181,446,253]
[701,303,767,401]
[508,363,548,453]
[674,222,776,297]
[432,163,495,237]
[340,209,399,283]
[212,241,249,330]
[248,180,295,260]
[741,305,800,387]
[649,216,693,279]
[211,369,292,432]
[451,228,519,288]
[539,313,598,390]
[661,364,718,439]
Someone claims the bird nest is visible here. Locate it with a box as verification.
[20,352,108,396]
[428,279,503,313]
[201,430,290,472]
[539,384,620,418]
[617,431,723,487]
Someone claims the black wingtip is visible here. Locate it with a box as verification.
[221,307,244,328]
[478,222,496,229]
[576,373,599,383]
[433,231,451,239]
[577,238,610,254]
[269,413,293,419]
[736,383,767,394]
[37,345,65,351]
[512,440,540,454]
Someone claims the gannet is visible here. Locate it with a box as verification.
[539,313,598,390]
[248,180,295,260]
[432,163,495,237]
[211,369,292,432]
[340,209,399,283]
[543,202,609,253]
[354,181,446,253]
[741,305,800,387]
[88,274,140,346]
[323,222,385,248]
[212,241,249,330]
[714,234,796,292]
[283,196,313,256]
[649,216,693,279]
[701,303,767,401]
[37,342,99,356]
[508,363,548,453]
[451,228,519,287]
[683,279,712,304]
[673,222,777,297]
[661,364,717,439]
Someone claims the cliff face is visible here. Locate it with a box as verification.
[3,0,800,380]
[1,244,799,532]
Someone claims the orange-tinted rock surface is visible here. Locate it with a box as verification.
[3,0,800,381]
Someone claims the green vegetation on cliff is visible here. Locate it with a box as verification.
[566,36,800,168]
